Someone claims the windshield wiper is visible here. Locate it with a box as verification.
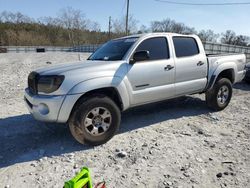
[89,58,104,61]
[90,57,111,61]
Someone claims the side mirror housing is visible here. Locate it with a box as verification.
[130,50,150,63]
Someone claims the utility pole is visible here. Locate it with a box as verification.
[108,16,111,39]
[125,0,130,35]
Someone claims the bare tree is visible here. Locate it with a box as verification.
[198,29,219,42]
[38,16,62,27]
[150,18,196,34]
[88,21,101,32]
[58,7,88,46]
[151,19,172,32]
[0,11,32,23]
[221,30,237,45]
[0,12,3,23]
[112,15,138,35]
[137,25,149,34]
[38,16,63,45]
[0,30,8,45]
[221,30,249,46]
[0,11,33,45]
[234,35,249,46]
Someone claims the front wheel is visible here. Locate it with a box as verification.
[206,78,232,111]
[69,95,121,146]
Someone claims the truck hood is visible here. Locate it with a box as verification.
[36,60,125,75]
[35,60,128,95]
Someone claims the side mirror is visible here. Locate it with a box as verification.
[131,50,150,63]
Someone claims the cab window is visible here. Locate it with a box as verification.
[173,37,199,58]
[135,37,170,60]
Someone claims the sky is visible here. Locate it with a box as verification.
[0,0,250,36]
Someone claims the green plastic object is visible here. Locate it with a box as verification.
[64,167,93,188]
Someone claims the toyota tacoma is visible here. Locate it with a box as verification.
[24,33,246,145]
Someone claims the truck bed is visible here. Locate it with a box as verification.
[206,53,246,84]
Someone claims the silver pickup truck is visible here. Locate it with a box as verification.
[24,33,246,145]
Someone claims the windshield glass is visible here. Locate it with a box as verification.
[88,37,138,61]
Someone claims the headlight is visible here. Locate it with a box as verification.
[37,75,64,94]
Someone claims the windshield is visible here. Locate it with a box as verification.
[88,37,138,61]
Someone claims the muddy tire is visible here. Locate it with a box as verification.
[69,95,121,146]
[206,78,232,111]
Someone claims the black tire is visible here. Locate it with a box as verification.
[69,95,121,146]
[206,78,232,111]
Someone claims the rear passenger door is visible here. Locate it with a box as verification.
[127,36,175,105]
[173,36,208,95]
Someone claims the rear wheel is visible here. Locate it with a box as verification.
[69,95,121,145]
[206,78,232,111]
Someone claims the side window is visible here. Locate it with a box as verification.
[173,37,199,58]
[136,37,169,60]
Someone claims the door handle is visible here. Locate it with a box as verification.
[164,65,174,71]
[197,61,205,66]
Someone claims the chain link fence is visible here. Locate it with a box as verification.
[203,42,250,62]
[1,43,250,62]
[0,45,100,53]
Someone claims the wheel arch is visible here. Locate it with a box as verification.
[72,87,124,112]
[207,63,236,91]
[216,69,235,83]
[57,77,130,123]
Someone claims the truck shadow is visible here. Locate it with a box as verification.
[0,115,91,168]
[0,96,210,168]
[120,96,209,133]
[233,81,250,91]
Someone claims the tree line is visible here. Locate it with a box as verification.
[0,8,249,47]
[148,19,249,46]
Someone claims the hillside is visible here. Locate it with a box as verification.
[0,22,121,46]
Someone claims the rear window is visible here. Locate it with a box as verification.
[173,37,199,58]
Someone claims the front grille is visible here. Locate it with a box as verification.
[28,71,39,94]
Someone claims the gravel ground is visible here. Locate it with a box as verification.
[0,52,250,188]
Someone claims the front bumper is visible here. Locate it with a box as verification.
[24,88,65,122]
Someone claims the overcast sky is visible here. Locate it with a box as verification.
[0,0,249,36]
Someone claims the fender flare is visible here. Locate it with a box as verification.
[206,62,237,91]
[68,76,130,110]
[57,76,130,123]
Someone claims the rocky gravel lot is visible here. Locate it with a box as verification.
[0,52,250,188]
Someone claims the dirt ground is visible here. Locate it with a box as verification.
[0,52,250,188]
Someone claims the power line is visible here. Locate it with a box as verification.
[154,0,250,6]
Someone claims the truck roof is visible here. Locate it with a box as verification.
[115,32,197,40]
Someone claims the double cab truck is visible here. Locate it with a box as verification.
[24,33,246,145]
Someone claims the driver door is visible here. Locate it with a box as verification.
[126,36,175,105]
